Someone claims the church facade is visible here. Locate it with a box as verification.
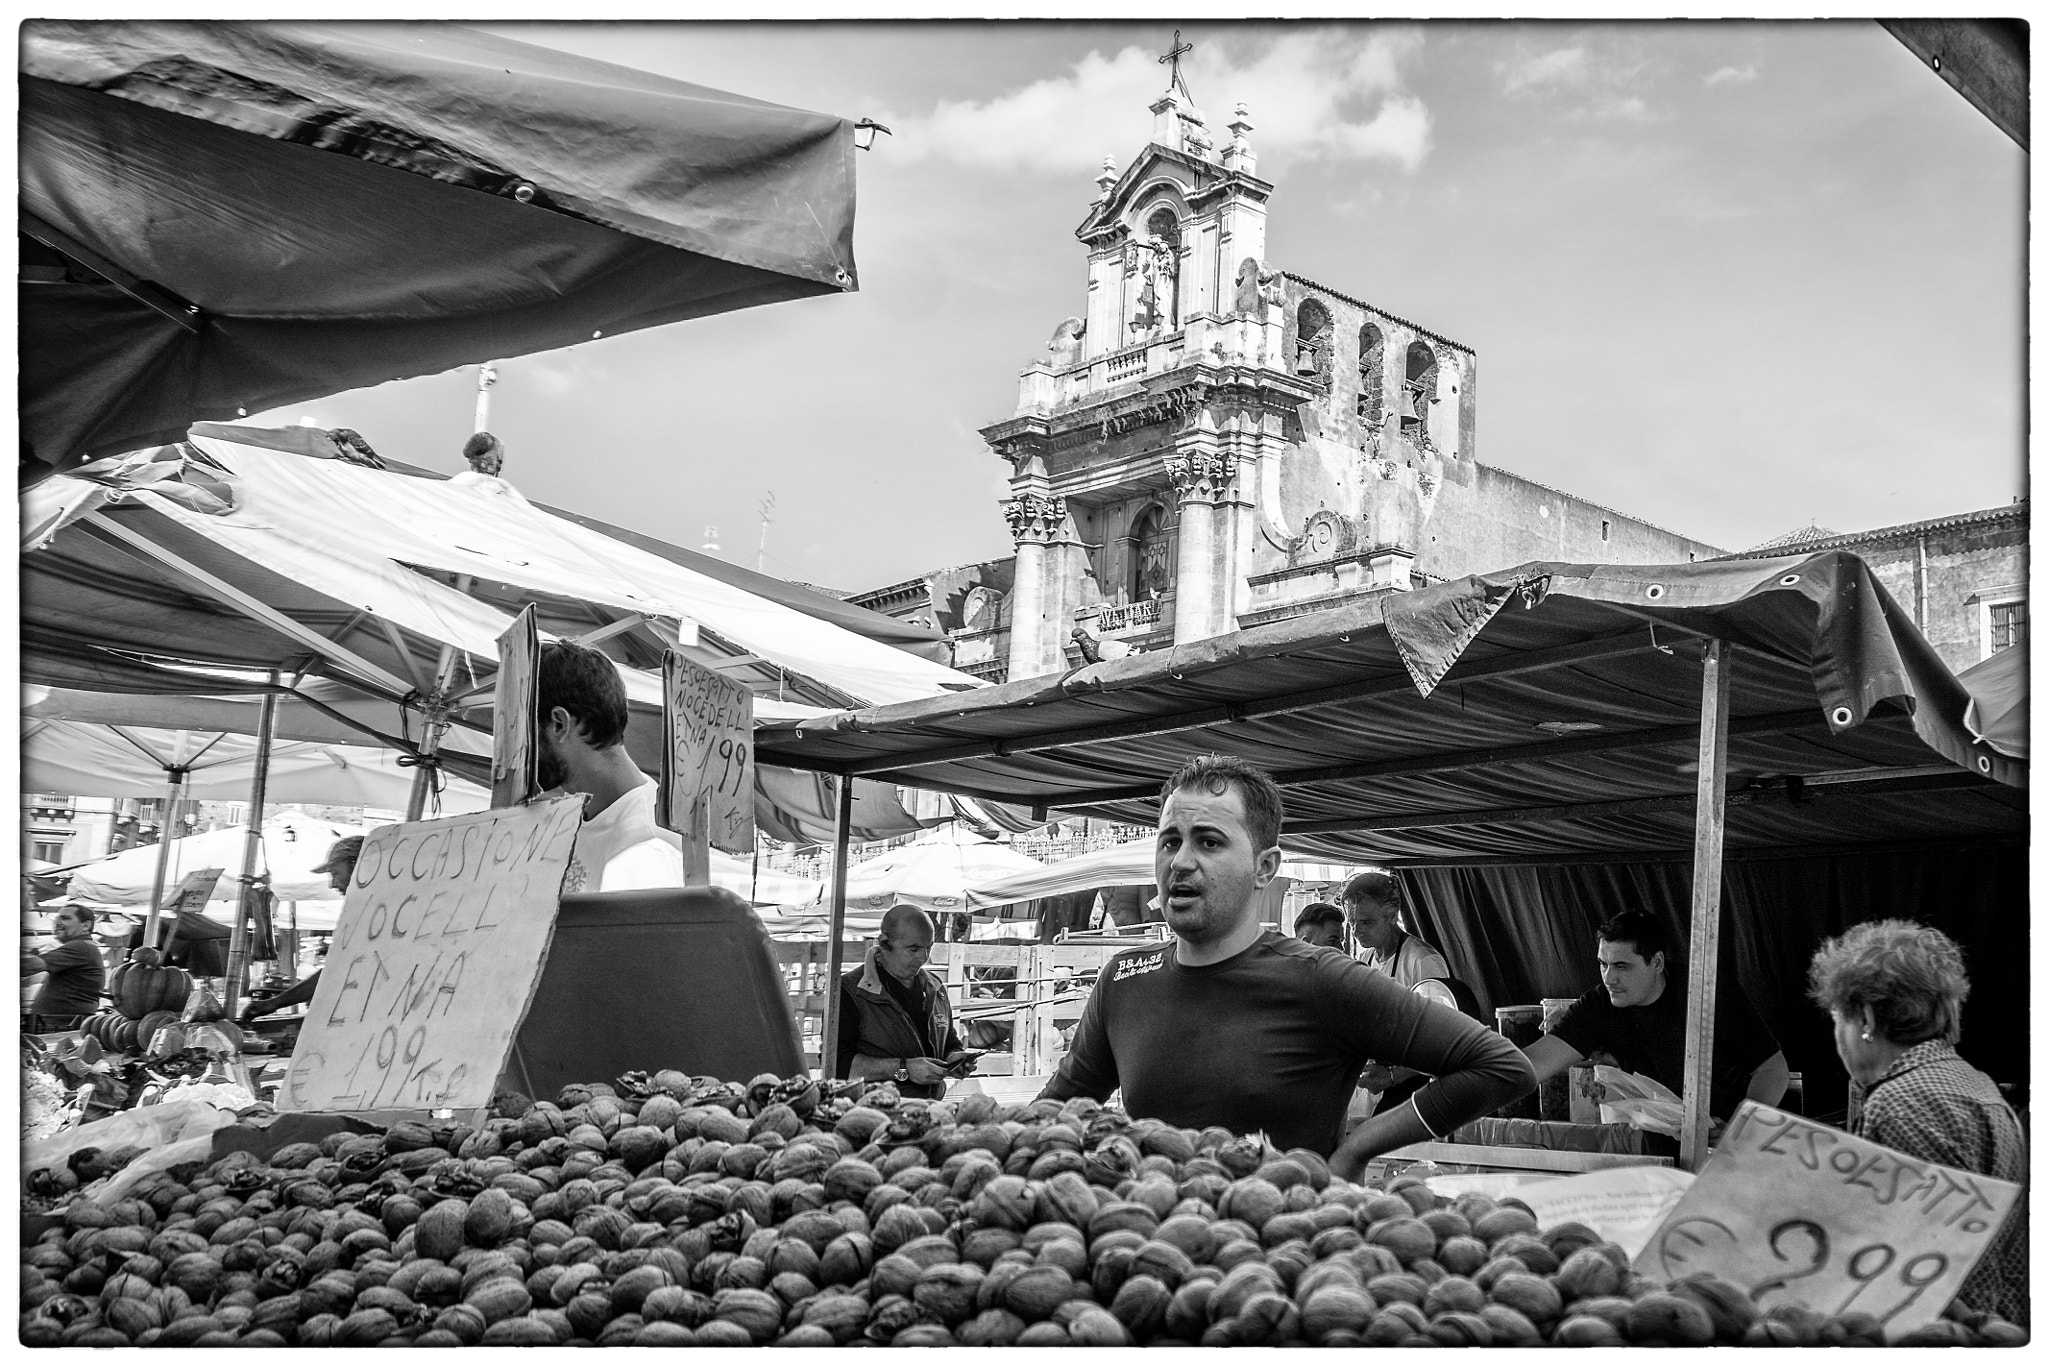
[852,85,2012,683]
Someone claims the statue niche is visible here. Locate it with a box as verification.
[1128,504,1173,602]
[1127,208,1182,338]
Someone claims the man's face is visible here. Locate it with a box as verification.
[1345,894,1401,954]
[1156,783,1278,947]
[1297,919,1344,950]
[53,909,89,942]
[1597,939,1664,1008]
[877,925,933,982]
[327,865,352,897]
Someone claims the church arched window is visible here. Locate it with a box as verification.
[1295,299,1333,383]
[1129,504,1173,602]
[1357,323,1385,424]
[1401,339,1438,444]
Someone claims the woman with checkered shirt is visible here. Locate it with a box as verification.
[1808,920,2027,1328]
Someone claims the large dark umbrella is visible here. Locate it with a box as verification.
[21,21,858,475]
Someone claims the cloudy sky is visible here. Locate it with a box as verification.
[258,21,2026,594]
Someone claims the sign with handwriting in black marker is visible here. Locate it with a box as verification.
[1635,1101,2020,1340]
[660,650,754,855]
[278,797,582,1114]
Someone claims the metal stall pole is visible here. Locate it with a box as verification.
[818,777,856,1082]
[1677,640,1734,1173]
[141,768,188,951]
[405,576,474,822]
[223,679,280,1015]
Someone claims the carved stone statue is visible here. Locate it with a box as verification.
[1047,317,1086,368]
[1233,257,1261,315]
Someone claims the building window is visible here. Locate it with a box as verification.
[1986,598,2026,656]
[1129,505,1174,603]
[1600,519,1611,543]
[1293,300,1333,384]
[31,839,67,864]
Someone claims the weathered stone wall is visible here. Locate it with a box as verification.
[1418,462,1726,584]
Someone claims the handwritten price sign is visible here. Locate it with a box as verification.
[660,651,754,855]
[1635,1101,2021,1339]
[278,797,583,1115]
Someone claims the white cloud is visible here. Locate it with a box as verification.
[1501,46,1589,96]
[882,28,1431,175]
[1704,64,1759,87]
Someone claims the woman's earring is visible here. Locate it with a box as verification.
[1860,1031,1873,1042]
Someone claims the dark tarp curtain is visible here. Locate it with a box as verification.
[22,20,857,473]
[1398,842,2028,1123]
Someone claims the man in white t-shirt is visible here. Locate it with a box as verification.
[536,640,690,893]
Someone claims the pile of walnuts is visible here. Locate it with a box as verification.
[18,1071,2029,1346]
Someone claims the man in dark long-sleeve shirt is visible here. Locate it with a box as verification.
[1040,756,1534,1177]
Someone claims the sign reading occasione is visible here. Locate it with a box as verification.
[1634,1101,2021,1340]
[661,650,754,855]
[278,797,583,1114]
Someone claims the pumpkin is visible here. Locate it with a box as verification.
[110,948,193,1021]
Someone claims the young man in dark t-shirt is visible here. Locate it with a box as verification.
[1040,756,1534,1174]
[1524,910,1789,1126]
[23,905,106,1031]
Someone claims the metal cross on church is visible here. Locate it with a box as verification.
[1158,30,1194,100]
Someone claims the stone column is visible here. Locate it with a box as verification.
[1003,493,1068,681]
[1166,451,1237,643]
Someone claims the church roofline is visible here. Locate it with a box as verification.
[1075,142,1271,242]
[1280,272,1473,356]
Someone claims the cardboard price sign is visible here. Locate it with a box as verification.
[278,797,583,1115]
[1635,1101,2021,1339]
[660,651,754,854]
[491,605,540,809]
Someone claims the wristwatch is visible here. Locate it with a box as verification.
[893,1062,910,1083]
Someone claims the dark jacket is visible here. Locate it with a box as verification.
[836,945,960,1100]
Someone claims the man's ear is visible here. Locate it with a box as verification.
[1253,845,1284,888]
[1648,950,1666,977]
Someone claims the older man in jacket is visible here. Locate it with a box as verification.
[835,904,965,1100]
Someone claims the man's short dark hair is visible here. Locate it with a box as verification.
[57,905,95,930]
[537,640,630,750]
[1598,910,1673,968]
[1158,754,1284,853]
[1295,902,1344,935]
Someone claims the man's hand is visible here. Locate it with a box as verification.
[1356,1062,1397,1092]
[903,1058,948,1086]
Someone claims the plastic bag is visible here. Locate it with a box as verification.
[182,985,226,1023]
[20,1096,238,1173]
[1592,1066,1685,1138]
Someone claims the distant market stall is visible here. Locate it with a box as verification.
[755,551,2026,1170]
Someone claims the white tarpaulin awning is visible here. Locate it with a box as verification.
[964,839,1359,910]
[65,810,388,904]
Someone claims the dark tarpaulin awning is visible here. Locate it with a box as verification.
[21,20,858,473]
[754,553,2025,864]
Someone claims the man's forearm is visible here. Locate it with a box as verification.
[1329,1098,1436,1181]
[1746,1050,1791,1106]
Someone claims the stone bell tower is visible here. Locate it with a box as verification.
[980,70,1479,682]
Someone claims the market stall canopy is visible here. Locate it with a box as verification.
[963,839,1354,911]
[22,20,858,474]
[22,716,489,815]
[833,828,1048,916]
[21,430,983,843]
[756,553,2026,864]
[66,811,382,905]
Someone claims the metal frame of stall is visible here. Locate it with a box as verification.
[791,554,2022,1174]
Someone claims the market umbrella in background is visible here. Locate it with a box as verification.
[22,716,491,814]
[21,20,858,475]
[832,829,1048,918]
